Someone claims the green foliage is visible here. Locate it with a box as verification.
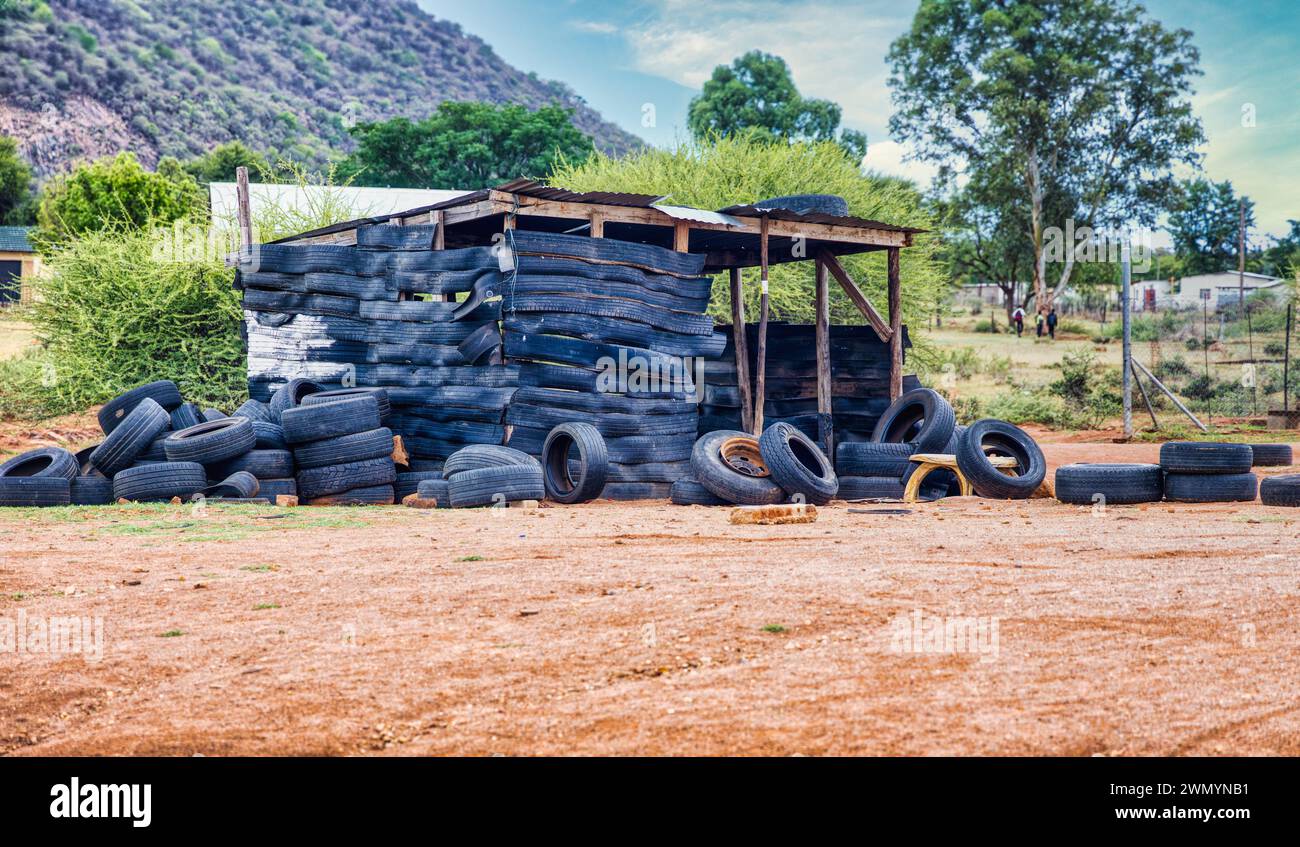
[0,134,33,224]
[0,225,244,420]
[34,152,204,250]
[339,102,594,190]
[549,135,946,327]
[1167,178,1254,275]
[688,51,867,160]
[182,141,271,184]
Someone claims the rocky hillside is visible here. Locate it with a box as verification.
[0,0,642,177]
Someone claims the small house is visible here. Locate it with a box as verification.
[0,226,41,306]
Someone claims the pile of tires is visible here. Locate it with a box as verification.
[238,227,512,471]
[1159,442,1258,503]
[496,231,726,499]
[834,388,960,500]
[440,444,543,508]
[674,423,838,506]
[282,393,396,505]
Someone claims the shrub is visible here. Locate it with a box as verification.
[0,225,244,420]
[972,319,1002,334]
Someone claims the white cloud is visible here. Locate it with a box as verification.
[571,20,619,35]
[621,0,909,140]
[862,140,939,189]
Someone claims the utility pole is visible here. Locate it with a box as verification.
[1122,239,1133,439]
[1238,199,1246,313]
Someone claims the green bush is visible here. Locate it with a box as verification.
[550,134,947,328]
[0,225,244,420]
[984,390,1073,428]
[972,319,1002,334]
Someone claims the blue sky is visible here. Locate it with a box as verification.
[418,0,1299,239]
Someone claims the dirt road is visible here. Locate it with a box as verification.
[3,439,1299,756]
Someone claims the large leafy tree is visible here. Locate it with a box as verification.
[889,0,1203,312]
[182,141,270,184]
[1166,178,1254,276]
[0,135,34,225]
[688,51,867,161]
[34,152,204,249]
[339,102,594,190]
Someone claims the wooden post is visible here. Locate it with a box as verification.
[673,220,689,252]
[815,256,833,463]
[431,210,445,250]
[753,216,770,433]
[730,268,753,433]
[235,166,253,253]
[817,250,892,342]
[887,247,902,401]
[590,210,604,238]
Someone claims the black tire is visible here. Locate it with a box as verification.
[690,430,785,506]
[296,457,396,500]
[395,470,442,501]
[512,386,695,417]
[302,388,392,421]
[74,444,99,475]
[307,485,396,506]
[252,421,288,450]
[203,471,261,499]
[542,423,608,504]
[293,428,394,470]
[1164,471,1258,503]
[70,475,113,505]
[233,399,277,424]
[415,478,451,507]
[506,403,698,438]
[138,434,169,463]
[505,293,716,336]
[600,461,690,483]
[747,193,850,217]
[835,442,916,477]
[1159,441,1254,474]
[356,223,437,250]
[758,422,837,504]
[170,402,204,431]
[359,299,459,322]
[0,447,80,481]
[202,408,227,423]
[0,477,70,507]
[457,322,502,366]
[447,464,545,508]
[955,419,1047,499]
[256,478,298,499]
[506,230,707,277]
[207,449,294,480]
[836,475,906,500]
[90,397,171,476]
[1260,474,1300,507]
[303,272,396,299]
[98,380,182,434]
[112,462,207,502]
[871,388,955,454]
[670,478,727,506]
[282,395,382,444]
[164,418,256,464]
[269,378,326,419]
[1054,464,1163,505]
[443,445,539,478]
[598,482,673,500]
[1250,444,1293,467]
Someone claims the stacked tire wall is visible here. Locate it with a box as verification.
[701,322,918,445]
[497,231,727,499]
[239,225,516,468]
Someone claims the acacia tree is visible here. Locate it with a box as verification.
[689,51,867,160]
[889,0,1204,313]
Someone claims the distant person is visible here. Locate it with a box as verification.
[1047,307,1058,340]
[1035,311,1045,338]
[1011,306,1025,337]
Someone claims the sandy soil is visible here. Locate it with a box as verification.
[3,437,1299,757]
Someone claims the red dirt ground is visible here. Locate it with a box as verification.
[3,432,1299,756]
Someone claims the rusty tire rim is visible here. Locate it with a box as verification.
[719,436,770,478]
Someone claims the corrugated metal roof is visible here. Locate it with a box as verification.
[494,178,667,208]
[717,204,924,235]
[0,226,35,253]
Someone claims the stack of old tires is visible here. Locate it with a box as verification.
[671,423,839,506]
[498,231,726,499]
[831,388,1047,501]
[1056,442,1294,506]
[281,391,397,505]
[239,227,513,470]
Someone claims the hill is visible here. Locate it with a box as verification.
[0,0,642,178]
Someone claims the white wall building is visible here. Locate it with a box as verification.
[1129,271,1286,312]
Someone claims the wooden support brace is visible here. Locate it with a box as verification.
[673,220,689,252]
[817,250,893,343]
[590,210,604,238]
[754,216,770,434]
[814,256,833,461]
